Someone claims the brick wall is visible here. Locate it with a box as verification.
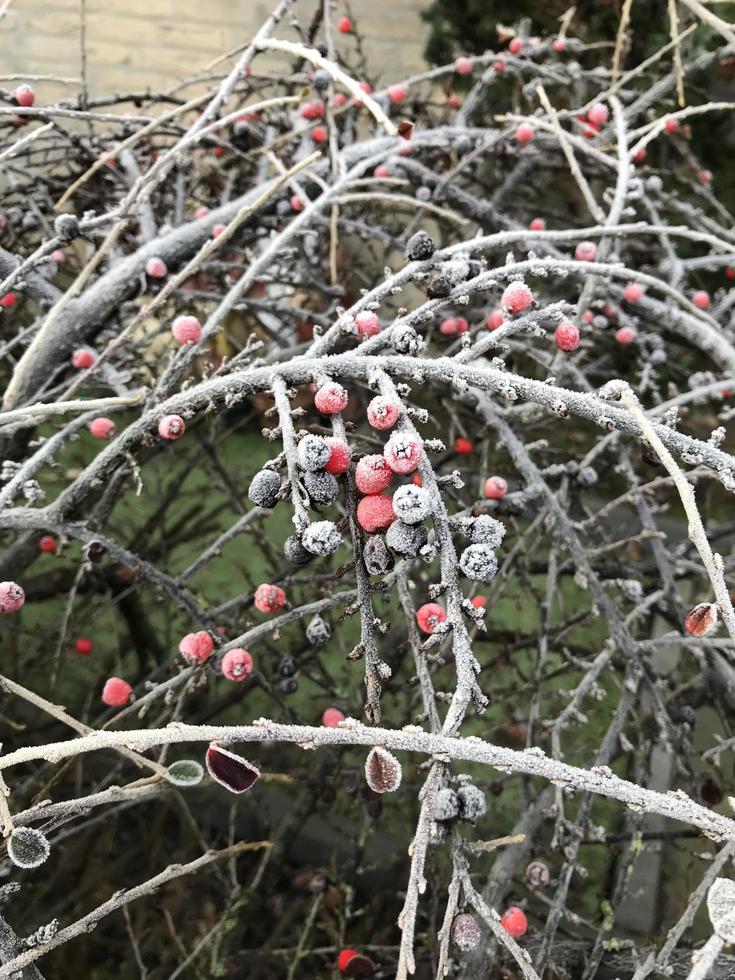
[2,1,429,99]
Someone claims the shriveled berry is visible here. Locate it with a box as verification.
[0,581,24,614]
[367,396,399,430]
[416,602,446,634]
[279,655,297,677]
[501,282,533,315]
[405,230,435,261]
[575,240,597,262]
[434,787,460,821]
[305,469,339,505]
[171,314,202,344]
[102,677,133,707]
[297,434,331,471]
[386,520,427,557]
[355,454,393,494]
[89,417,116,440]
[459,544,498,582]
[484,476,508,499]
[324,437,351,474]
[158,414,185,440]
[363,535,394,574]
[284,533,313,565]
[71,347,96,369]
[314,381,348,414]
[38,535,57,554]
[457,783,486,820]
[526,860,551,887]
[75,637,93,655]
[55,213,79,240]
[221,648,253,681]
[7,827,49,869]
[365,746,402,793]
[471,515,506,548]
[501,906,528,938]
[280,676,299,694]
[322,707,345,727]
[554,321,580,351]
[306,615,331,646]
[354,310,381,338]
[452,913,481,951]
[392,484,432,524]
[179,631,215,665]
[248,469,281,508]
[254,583,287,613]
[301,520,342,555]
[384,432,422,474]
[357,494,395,533]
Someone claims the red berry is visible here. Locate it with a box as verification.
[332,92,347,108]
[665,117,680,134]
[254,583,286,613]
[412,473,422,487]
[322,707,345,727]
[487,309,504,330]
[38,535,57,554]
[354,311,380,337]
[388,84,408,104]
[582,310,594,324]
[75,637,94,655]
[172,314,202,344]
[212,224,226,238]
[355,455,393,494]
[314,381,349,415]
[14,84,35,107]
[0,582,25,614]
[529,218,545,231]
[692,290,711,310]
[367,396,399,430]
[71,348,96,369]
[299,100,325,120]
[501,282,533,315]
[575,240,597,262]
[179,631,214,665]
[324,437,351,474]
[145,256,168,279]
[515,122,534,143]
[554,321,580,352]
[290,195,305,212]
[195,206,209,218]
[471,595,487,608]
[726,267,735,280]
[454,437,474,454]
[508,38,524,54]
[622,282,644,303]
[484,475,508,499]
[501,906,528,938]
[221,647,253,681]
[102,677,133,707]
[337,16,352,33]
[416,602,446,634]
[552,37,567,52]
[51,249,65,264]
[448,95,462,110]
[698,169,712,185]
[356,493,395,533]
[89,417,116,440]
[454,56,473,75]
[311,126,328,143]
[439,316,469,336]
[384,433,422,474]
[352,81,373,108]
[633,148,646,163]
[615,326,637,345]
[493,60,505,74]
[373,164,391,178]
[158,414,186,440]
[587,102,609,127]
[0,292,17,308]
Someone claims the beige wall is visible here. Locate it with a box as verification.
[1,1,429,99]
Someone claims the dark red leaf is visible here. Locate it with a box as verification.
[343,953,376,976]
[205,744,260,793]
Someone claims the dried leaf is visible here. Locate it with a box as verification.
[365,746,402,794]
[206,744,260,794]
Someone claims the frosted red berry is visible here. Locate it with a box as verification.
[454,56,473,75]
[582,310,594,324]
[172,314,202,344]
[0,582,25,614]
[158,414,185,440]
[145,256,167,279]
[373,164,391,178]
[554,321,580,352]
[587,102,609,127]
[552,37,567,52]
[529,218,545,231]
[195,206,209,218]
[575,240,597,262]
[440,316,469,336]
[314,381,349,415]
[622,282,643,303]
[290,195,305,212]
[89,417,116,440]
[665,117,680,134]
[14,84,35,107]
[322,707,345,727]
[355,455,393,493]
[471,595,487,608]
[384,433,422,474]
[501,906,528,938]
[311,126,328,143]
[212,224,226,238]
[633,148,646,163]
[0,292,17,308]
[615,326,636,345]
[416,602,446,634]
[454,437,474,454]
[449,94,461,109]
[692,290,711,310]
[337,16,352,33]
[484,475,508,499]
[299,100,325,120]
[367,396,399,430]
[487,309,504,330]
[501,282,533,315]
[254,583,287,613]
[221,648,254,681]
[71,348,96,369]
[38,535,57,554]
[388,84,408,104]
[75,637,94,655]
[515,122,534,144]
[102,677,133,707]
[508,37,524,54]
[51,249,65,264]
[332,92,347,108]
[698,169,712,185]
[356,493,396,533]
[179,631,215,665]
[354,310,381,338]
[324,437,351,474]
